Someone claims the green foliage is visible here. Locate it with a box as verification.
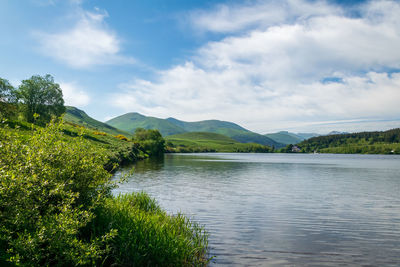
[90,192,210,266]
[0,121,210,266]
[16,74,65,124]
[165,132,273,153]
[0,120,115,266]
[133,128,165,156]
[297,128,400,154]
[0,78,17,118]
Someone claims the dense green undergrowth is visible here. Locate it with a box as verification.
[0,120,209,266]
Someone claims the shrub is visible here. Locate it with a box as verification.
[115,134,129,141]
[93,131,107,136]
[0,120,115,266]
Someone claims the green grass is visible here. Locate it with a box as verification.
[92,192,210,266]
[64,106,132,137]
[106,112,186,136]
[165,132,273,152]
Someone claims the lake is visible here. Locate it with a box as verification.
[113,153,400,266]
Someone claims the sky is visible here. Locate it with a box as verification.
[1,0,400,134]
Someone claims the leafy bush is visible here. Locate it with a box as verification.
[115,134,129,141]
[133,128,165,156]
[0,120,115,265]
[0,120,210,266]
[93,131,107,136]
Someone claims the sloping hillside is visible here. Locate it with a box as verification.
[265,131,304,145]
[106,112,283,147]
[106,112,186,136]
[165,132,273,153]
[64,106,131,137]
[167,117,283,147]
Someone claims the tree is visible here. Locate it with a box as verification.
[0,78,17,117]
[133,128,165,156]
[16,74,65,123]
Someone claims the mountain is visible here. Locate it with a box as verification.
[165,132,273,153]
[64,106,131,137]
[107,112,283,148]
[264,131,304,145]
[296,133,320,139]
[106,112,186,136]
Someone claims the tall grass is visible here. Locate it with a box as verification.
[91,192,210,266]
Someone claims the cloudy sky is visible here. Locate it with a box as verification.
[1,0,400,133]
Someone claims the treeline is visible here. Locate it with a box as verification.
[0,75,210,266]
[295,128,400,154]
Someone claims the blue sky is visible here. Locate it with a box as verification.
[1,0,400,134]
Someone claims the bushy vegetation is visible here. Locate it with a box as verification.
[0,120,210,266]
[0,74,209,266]
[133,128,165,157]
[0,120,114,265]
[294,128,400,154]
[165,132,274,153]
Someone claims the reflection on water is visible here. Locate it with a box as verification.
[113,153,400,266]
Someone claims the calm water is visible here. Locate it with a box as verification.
[113,153,400,266]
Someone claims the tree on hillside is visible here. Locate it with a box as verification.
[16,74,65,123]
[0,77,17,117]
[133,128,165,156]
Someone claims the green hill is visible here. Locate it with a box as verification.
[265,131,304,145]
[106,112,186,136]
[106,112,282,147]
[166,117,283,148]
[64,106,131,137]
[165,132,273,153]
[296,128,400,154]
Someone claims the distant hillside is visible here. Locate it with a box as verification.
[106,112,186,136]
[264,131,304,145]
[64,106,131,137]
[296,133,320,139]
[165,132,273,153]
[297,128,400,154]
[107,112,283,148]
[166,117,282,148]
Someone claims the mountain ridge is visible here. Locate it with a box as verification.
[107,112,283,148]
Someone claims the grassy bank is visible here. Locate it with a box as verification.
[0,119,210,266]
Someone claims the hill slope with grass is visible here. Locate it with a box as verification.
[106,112,186,136]
[64,106,131,137]
[107,112,283,147]
[167,117,282,147]
[264,131,304,145]
[165,131,273,152]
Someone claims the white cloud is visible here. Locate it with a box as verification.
[60,82,90,107]
[112,0,400,133]
[35,8,134,68]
